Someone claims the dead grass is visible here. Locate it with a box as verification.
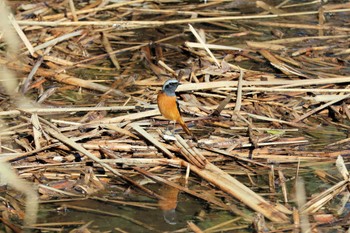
[1,0,350,232]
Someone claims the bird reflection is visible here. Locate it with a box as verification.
[158,183,180,225]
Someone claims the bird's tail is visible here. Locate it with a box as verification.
[178,119,192,136]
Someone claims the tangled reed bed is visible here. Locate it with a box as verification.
[1,0,350,232]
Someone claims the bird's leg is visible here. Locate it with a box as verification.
[164,121,177,136]
[164,121,174,135]
[162,121,176,141]
[161,121,177,141]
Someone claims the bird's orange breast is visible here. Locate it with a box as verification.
[157,91,181,122]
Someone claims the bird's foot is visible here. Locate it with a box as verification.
[161,129,177,141]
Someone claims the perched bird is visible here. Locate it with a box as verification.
[157,79,192,136]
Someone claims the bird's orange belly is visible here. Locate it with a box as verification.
[157,92,181,122]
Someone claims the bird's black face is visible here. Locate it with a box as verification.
[162,79,180,96]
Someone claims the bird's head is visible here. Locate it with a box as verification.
[162,79,180,96]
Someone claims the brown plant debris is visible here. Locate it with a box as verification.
[1,0,350,232]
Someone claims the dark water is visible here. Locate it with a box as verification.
[39,183,213,232]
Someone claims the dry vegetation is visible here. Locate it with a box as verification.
[1,0,350,232]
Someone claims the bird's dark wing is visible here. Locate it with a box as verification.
[176,97,182,115]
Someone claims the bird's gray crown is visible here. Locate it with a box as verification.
[162,79,179,96]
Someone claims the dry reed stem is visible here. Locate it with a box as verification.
[42,124,122,176]
[91,196,157,209]
[187,221,204,233]
[234,69,244,112]
[203,218,241,233]
[189,24,220,67]
[68,0,78,22]
[335,155,349,180]
[0,106,140,116]
[8,13,34,55]
[185,42,242,51]
[256,21,350,32]
[17,8,350,27]
[97,110,159,124]
[296,178,311,233]
[301,179,348,214]
[37,184,83,197]
[42,0,147,20]
[293,94,350,123]
[131,124,175,159]
[30,30,84,54]
[103,158,182,167]
[61,204,157,231]
[102,32,121,70]
[190,162,289,222]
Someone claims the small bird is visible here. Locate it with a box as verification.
[157,79,192,136]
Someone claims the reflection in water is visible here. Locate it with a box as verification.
[163,208,177,225]
[158,183,180,225]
